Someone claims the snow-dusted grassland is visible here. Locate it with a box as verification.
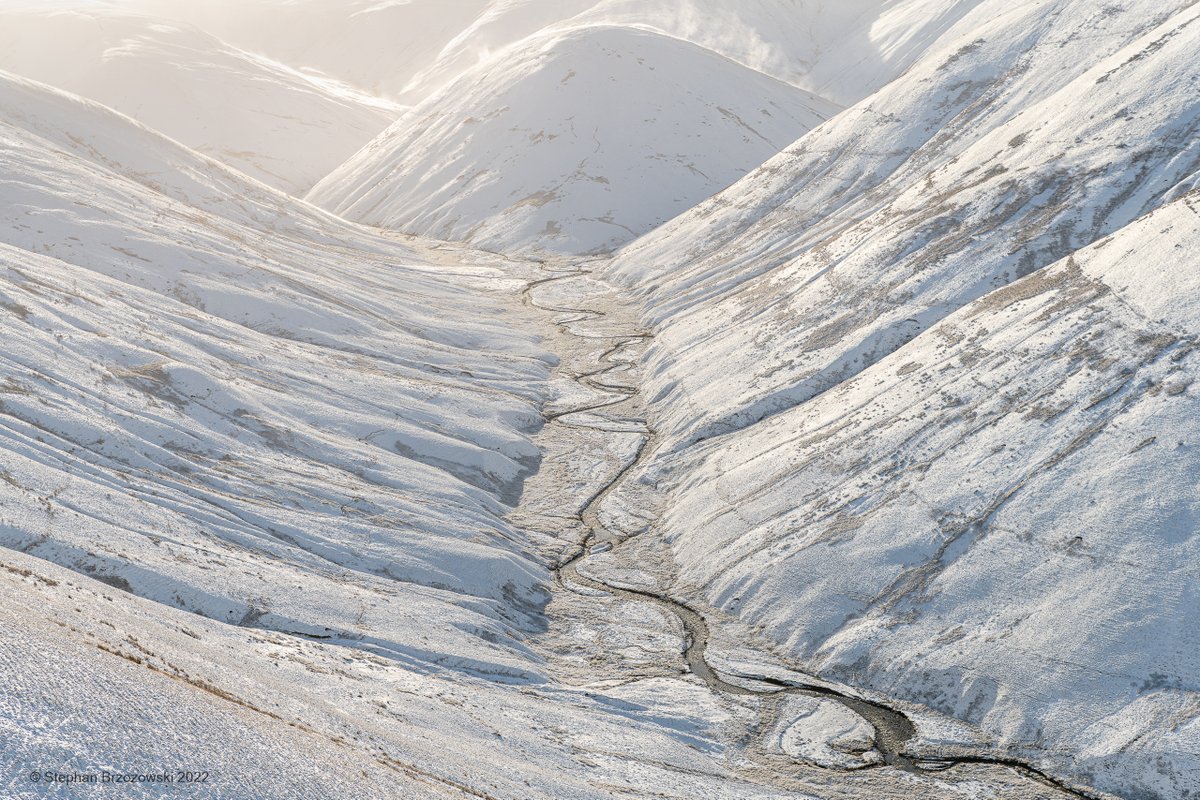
[1,1,1197,799]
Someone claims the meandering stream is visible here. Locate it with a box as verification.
[521,266,1106,800]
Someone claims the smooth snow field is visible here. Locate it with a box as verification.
[0,2,1197,799]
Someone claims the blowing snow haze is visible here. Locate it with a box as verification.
[0,2,1197,799]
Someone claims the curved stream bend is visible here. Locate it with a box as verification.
[522,267,1104,800]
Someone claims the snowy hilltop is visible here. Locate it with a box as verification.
[309,25,838,255]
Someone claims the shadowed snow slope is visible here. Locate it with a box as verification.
[607,0,1200,796]
[0,7,396,194]
[0,68,556,681]
[309,25,839,256]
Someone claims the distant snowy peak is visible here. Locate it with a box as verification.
[122,0,957,108]
[309,24,840,255]
[393,0,985,108]
[0,7,395,194]
[127,0,494,101]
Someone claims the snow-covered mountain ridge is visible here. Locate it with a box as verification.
[0,7,396,194]
[127,0,985,109]
[304,0,1005,255]
[614,0,1200,449]
[599,0,1200,796]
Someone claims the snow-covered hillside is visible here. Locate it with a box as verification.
[614,0,1200,450]
[309,25,838,255]
[4,70,964,800]
[0,67,554,775]
[635,193,1200,797]
[602,0,1200,796]
[4,1,1198,798]
[0,7,395,193]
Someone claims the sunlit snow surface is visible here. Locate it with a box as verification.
[309,25,839,255]
[607,0,1200,796]
[1,1,1198,798]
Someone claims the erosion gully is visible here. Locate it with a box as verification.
[520,266,1106,800]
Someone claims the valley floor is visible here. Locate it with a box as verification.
[510,263,1112,799]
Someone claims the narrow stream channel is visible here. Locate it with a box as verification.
[522,266,1107,800]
